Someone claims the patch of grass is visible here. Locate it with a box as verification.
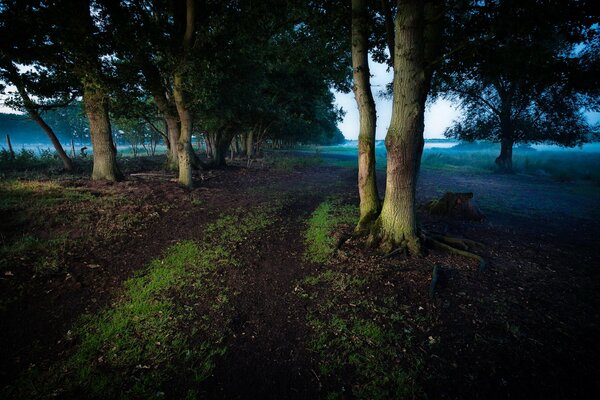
[7,204,282,399]
[0,179,95,211]
[304,199,357,263]
[0,235,68,276]
[267,152,324,170]
[68,240,216,398]
[299,269,424,399]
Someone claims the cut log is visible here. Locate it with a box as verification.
[424,192,484,221]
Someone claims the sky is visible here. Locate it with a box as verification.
[333,57,461,141]
[334,56,600,141]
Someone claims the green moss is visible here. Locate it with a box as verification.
[304,199,357,263]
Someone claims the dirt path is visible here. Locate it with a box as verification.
[203,195,323,398]
[0,167,347,389]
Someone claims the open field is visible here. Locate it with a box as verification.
[1,152,599,399]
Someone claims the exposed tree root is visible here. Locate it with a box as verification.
[382,246,408,259]
[426,236,487,272]
[430,234,484,251]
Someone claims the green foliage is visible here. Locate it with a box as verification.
[304,199,357,263]
[434,0,598,148]
[69,241,216,398]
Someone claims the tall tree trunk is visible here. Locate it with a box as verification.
[246,130,254,158]
[83,80,122,181]
[352,0,381,233]
[496,114,514,172]
[370,0,438,255]
[29,111,74,171]
[208,129,234,167]
[173,0,195,187]
[164,113,180,170]
[174,71,193,186]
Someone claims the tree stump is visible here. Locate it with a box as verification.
[424,192,484,221]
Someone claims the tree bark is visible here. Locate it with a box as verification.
[208,129,235,167]
[174,71,193,186]
[496,113,514,172]
[496,136,514,172]
[246,130,254,159]
[173,0,195,187]
[82,80,122,181]
[164,113,180,170]
[370,0,440,254]
[352,0,381,233]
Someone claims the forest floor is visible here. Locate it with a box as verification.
[0,154,599,399]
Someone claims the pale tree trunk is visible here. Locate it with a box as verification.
[370,0,441,254]
[83,80,122,181]
[352,0,380,233]
[174,0,195,187]
[174,71,193,186]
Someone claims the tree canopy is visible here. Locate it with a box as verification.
[433,0,600,171]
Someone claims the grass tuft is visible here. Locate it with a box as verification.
[304,199,356,263]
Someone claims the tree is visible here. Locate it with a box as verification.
[434,0,600,172]
[0,61,74,171]
[366,0,442,254]
[352,0,380,233]
[0,3,77,171]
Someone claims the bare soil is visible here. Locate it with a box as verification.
[0,161,599,399]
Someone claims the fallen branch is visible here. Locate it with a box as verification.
[430,234,484,251]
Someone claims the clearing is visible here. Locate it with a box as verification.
[0,157,599,399]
